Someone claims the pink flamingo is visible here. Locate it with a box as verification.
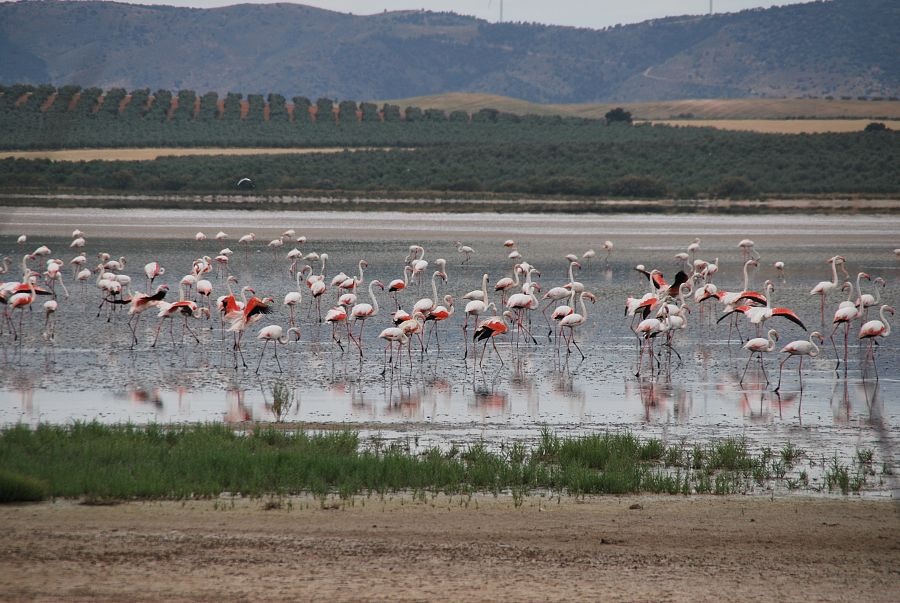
[558,291,596,359]
[255,325,301,373]
[740,329,779,385]
[858,305,894,378]
[810,256,845,326]
[350,279,384,357]
[775,331,824,392]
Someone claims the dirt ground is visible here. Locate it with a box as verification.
[0,495,897,602]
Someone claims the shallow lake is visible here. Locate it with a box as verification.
[1,207,898,492]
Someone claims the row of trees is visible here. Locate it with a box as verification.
[1,127,896,196]
[0,83,588,125]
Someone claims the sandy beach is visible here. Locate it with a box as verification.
[1,496,897,601]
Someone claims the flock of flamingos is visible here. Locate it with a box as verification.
[0,229,895,391]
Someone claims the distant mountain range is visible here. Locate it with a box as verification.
[1,0,898,103]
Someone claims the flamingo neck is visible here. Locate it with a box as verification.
[880,306,892,336]
[568,262,576,283]
[829,259,839,287]
[578,292,588,318]
[369,280,379,314]
[742,261,752,291]
[480,274,488,301]
[431,273,439,302]
[358,261,365,283]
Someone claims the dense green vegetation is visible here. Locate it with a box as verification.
[2,84,898,198]
[0,423,871,502]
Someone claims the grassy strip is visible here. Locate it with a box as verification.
[0,423,879,503]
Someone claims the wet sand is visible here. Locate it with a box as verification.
[1,496,897,601]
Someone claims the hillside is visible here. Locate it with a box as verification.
[0,0,897,103]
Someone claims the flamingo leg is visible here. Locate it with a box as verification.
[357,320,366,358]
[255,339,269,374]
[183,317,200,344]
[151,319,164,348]
[739,352,756,384]
[492,336,504,366]
[775,355,790,392]
[273,342,283,373]
[570,328,585,360]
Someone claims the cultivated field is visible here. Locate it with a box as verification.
[385,92,900,120]
[0,147,400,162]
[646,119,900,134]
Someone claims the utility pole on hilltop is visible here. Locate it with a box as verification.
[709,1,714,15]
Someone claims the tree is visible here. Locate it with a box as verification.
[381,103,401,122]
[292,96,312,122]
[864,122,890,132]
[337,100,359,123]
[605,107,633,124]
[315,97,334,123]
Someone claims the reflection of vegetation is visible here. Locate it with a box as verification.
[0,423,877,500]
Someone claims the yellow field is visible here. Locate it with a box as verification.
[645,119,900,134]
[384,92,900,120]
[0,147,400,162]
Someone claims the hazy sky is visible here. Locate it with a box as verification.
[53,1,813,29]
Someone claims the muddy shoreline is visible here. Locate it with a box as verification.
[2,192,900,214]
[1,496,897,601]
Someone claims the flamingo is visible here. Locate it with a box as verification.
[17,235,27,245]
[238,233,256,249]
[856,276,885,321]
[830,286,861,369]
[6,280,37,341]
[687,237,701,260]
[494,264,521,305]
[463,273,490,302]
[255,325,301,373]
[738,239,759,261]
[144,261,165,292]
[558,291,597,359]
[473,312,509,366]
[388,265,413,308]
[775,331,824,392]
[582,249,596,264]
[378,326,409,374]
[734,281,807,333]
[542,283,573,339]
[424,294,454,351]
[338,259,368,293]
[226,294,274,367]
[740,329,779,385]
[350,279,384,357]
[810,255,846,326]
[123,285,169,348]
[214,231,228,241]
[455,241,474,264]
[601,240,614,265]
[283,270,305,327]
[324,305,350,351]
[774,261,786,282]
[858,305,894,377]
[196,279,213,319]
[413,270,445,317]
[635,310,669,376]
[152,299,209,347]
[505,282,539,345]
[70,237,85,249]
[195,232,206,242]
